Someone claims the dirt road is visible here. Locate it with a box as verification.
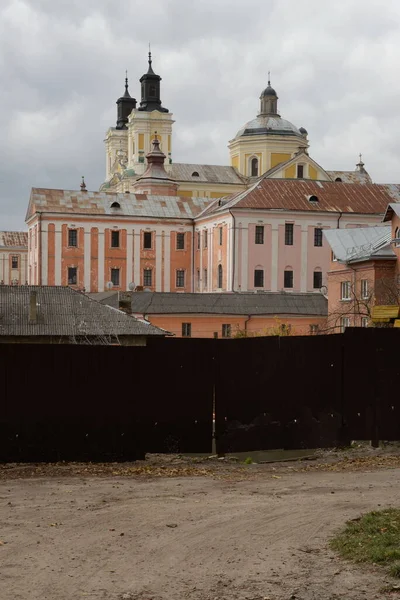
[1,466,399,600]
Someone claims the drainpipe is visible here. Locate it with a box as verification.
[337,211,343,229]
[229,209,236,292]
[244,314,251,336]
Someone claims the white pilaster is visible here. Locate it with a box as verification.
[300,225,308,292]
[98,228,105,292]
[55,225,62,285]
[241,226,248,291]
[199,231,203,292]
[208,228,213,291]
[164,232,170,292]
[133,230,140,287]
[126,230,133,289]
[83,227,91,291]
[156,231,162,291]
[271,226,279,292]
[41,222,49,285]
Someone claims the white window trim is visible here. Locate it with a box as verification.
[361,279,369,300]
[341,281,351,301]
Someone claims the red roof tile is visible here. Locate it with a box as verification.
[0,231,28,248]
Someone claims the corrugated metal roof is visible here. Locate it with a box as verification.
[323,226,395,263]
[327,170,372,184]
[216,179,400,215]
[26,189,212,221]
[95,291,328,317]
[0,286,165,337]
[170,163,246,185]
[0,231,28,248]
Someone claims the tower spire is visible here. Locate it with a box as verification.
[139,49,168,112]
[116,71,137,129]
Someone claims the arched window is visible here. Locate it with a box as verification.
[251,157,259,177]
[335,177,342,182]
[192,171,200,177]
[395,227,400,248]
[110,201,121,209]
[218,264,223,289]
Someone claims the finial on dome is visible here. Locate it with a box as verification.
[356,153,365,171]
[268,71,271,86]
[148,42,152,66]
[80,176,87,191]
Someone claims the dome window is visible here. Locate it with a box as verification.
[307,195,319,203]
[192,171,200,177]
[251,157,259,177]
[110,201,121,209]
[335,177,342,182]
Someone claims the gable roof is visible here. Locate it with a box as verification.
[170,163,247,185]
[327,170,372,185]
[0,231,28,249]
[26,189,212,222]
[94,291,327,317]
[323,226,395,264]
[200,179,400,217]
[383,202,400,222]
[0,286,166,338]
[261,152,330,180]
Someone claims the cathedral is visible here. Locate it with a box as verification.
[26,53,392,296]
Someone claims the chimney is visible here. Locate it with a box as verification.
[29,291,37,323]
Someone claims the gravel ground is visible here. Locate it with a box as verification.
[1,448,400,600]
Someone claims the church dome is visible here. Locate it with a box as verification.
[234,115,303,140]
[261,84,277,97]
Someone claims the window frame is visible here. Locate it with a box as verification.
[111,230,120,248]
[11,255,19,269]
[176,269,185,288]
[285,223,294,246]
[68,266,77,285]
[203,230,208,249]
[176,232,185,251]
[143,268,152,287]
[254,269,264,288]
[361,279,369,300]
[111,268,120,287]
[284,270,294,289]
[313,271,322,289]
[314,227,323,247]
[361,317,369,328]
[203,268,208,290]
[251,157,259,177]
[310,324,319,335]
[341,316,350,333]
[197,232,201,250]
[222,324,232,338]
[219,227,223,246]
[217,264,223,289]
[255,225,264,245]
[297,164,304,179]
[341,281,351,301]
[68,229,78,248]
[182,322,191,338]
[143,231,153,250]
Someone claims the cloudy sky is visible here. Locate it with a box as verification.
[1,0,400,229]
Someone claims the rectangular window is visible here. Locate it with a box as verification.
[313,271,322,289]
[361,279,369,299]
[203,268,207,290]
[197,269,200,290]
[182,323,191,338]
[254,269,264,288]
[285,223,294,246]
[310,324,319,335]
[176,232,185,250]
[143,231,152,249]
[314,228,323,247]
[341,316,350,333]
[176,270,185,288]
[361,317,369,328]
[341,281,351,300]
[68,267,77,285]
[297,164,304,178]
[68,229,78,247]
[11,256,18,269]
[111,268,120,286]
[219,227,223,246]
[284,270,293,288]
[222,324,232,338]
[332,251,337,262]
[204,230,208,248]
[255,225,264,244]
[111,230,120,248]
[197,232,200,250]
[143,268,152,287]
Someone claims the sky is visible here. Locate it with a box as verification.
[1,0,400,230]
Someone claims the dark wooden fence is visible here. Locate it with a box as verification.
[0,329,399,461]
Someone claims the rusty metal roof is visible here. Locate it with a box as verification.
[327,170,372,184]
[0,231,28,248]
[170,163,247,185]
[0,286,166,338]
[26,189,212,221]
[211,179,400,215]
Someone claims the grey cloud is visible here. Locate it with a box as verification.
[1,0,400,229]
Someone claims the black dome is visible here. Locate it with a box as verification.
[299,127,308,135]
[261,83,277,97]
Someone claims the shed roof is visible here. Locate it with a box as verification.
[0,286,165,338]
[0,231,28,248]
[94,291,328,317]
[323,226,395,264]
